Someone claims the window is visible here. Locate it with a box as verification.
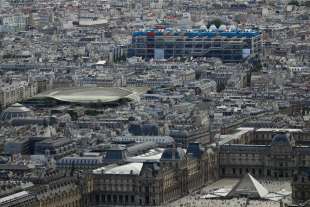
[146,196,149,204]
[267,169,271,176]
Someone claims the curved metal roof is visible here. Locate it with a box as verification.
[32,87,147,104]
[3,103,32,113]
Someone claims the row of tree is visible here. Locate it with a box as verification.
[288,0,310,7]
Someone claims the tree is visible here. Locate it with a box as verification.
[85,110,100,116]
[302,1,310,7]
[68,111,78,121]
[207,19,225,28]
[288,0,300,6]
[234,14,245,24]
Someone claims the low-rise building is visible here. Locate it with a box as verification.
[0,191,38,207]
[34,138,76,159]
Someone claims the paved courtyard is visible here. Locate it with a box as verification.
[167,178,292,207]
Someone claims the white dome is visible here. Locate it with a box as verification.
[0,103,33,121]
[218,25,227,31]
[200,25,207,30]
[209,24,217,31]
[229,25,237,31]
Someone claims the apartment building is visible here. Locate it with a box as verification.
[0,81,38,109]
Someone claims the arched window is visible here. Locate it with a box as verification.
[252,169,256,175]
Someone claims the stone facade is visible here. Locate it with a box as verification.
[36,181,81,207]
[292,168,310,204]
[89,143,218,206]
[219,133,310,178]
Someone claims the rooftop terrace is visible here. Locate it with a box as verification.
[132,26,260,38]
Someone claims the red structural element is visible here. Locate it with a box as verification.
[165,16,176,19]
[155,24,166,29]
[147,32,156,37]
